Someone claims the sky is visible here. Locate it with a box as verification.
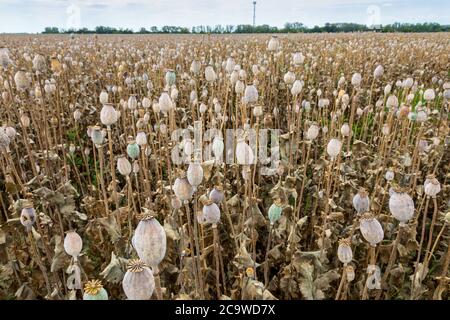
[0,0,448,33]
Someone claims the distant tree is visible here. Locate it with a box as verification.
[43,27,60,34]
[225,25,234,33]
[42,22,450,35]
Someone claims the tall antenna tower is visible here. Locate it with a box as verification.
[253,1,257,28]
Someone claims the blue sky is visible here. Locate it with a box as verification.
[0,0,448,33]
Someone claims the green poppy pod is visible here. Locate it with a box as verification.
[90,126,104,146]
[407,112,417,121]
[127,138,140,160]
[165,69,176,86]
[268,200,283,224]
[83,280,108,300]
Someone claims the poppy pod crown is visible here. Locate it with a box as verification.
[203,199,214,206]
[176,169,187,179]
[137,211,155,221]
[84,279,103,296]
[361,212,375,221]
[338,238,351,247]
[22,199,34,209]
[273,198,282,207]
[127,259,148,273]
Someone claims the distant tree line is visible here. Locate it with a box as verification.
[42,22,450,34]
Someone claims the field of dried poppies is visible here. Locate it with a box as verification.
[0,33,449,300]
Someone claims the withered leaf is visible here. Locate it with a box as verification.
[100,252,128,284]
[97,215,122,243]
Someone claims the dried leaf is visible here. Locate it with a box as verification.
[100,252,128,284]
[98,215,121,243]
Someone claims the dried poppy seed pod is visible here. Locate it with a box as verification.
[385,169,394,181]
[209,186,224,204]
[212,136,224,159]
[340,123,350,137]
[306,124,319,140]
[83,280,108,300]
[291,80,303,96]
[244,84,258,104]
[132,214,167,267]
[100,103,118,127]
[158,91,172,113]
[136,131,147,146]
[360,213,384,246]
[190,59,201,75]
[346,265,355,282]
[127,95,138,110]
[424,175,441,198]
[14,69,30,90]
[386,95,399,109]
[64,230,83,258]
[199,103,207,114]
[337,238,353,264]
[171,87,179,100]
[416,109,427,123]
[20,113,30,128]
[122,259,155,300]
[268,199,283,225]
[352,188,370,214]
[117,156,132,176]
[71,107,82,121]
[283,71,295,85]
[183,138,194,156]
[173,173,194,202]
[326,138,342,158]
[0,130,10,151]
[126,138,140,159]
[187,161,203,188]
[99,90,108,104]
[351,73,362,87]
[236,137,254,165]
[20,201,36,231]
[202,199,221,225]
[5,126,16,139]
[373,65,384,78]
[142,97,151,109]
[444,89,450,101]
[403,77,413,88]
[32,54,46,72]
[267,36,279,51]
[205,65,217,82]
[292,52,304,65]
[253,105,263,117]
[389,188,414,225]
[235,80,245,94]
[0,47,12,68]
[225,57,235,74]
[423,88,435,101]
